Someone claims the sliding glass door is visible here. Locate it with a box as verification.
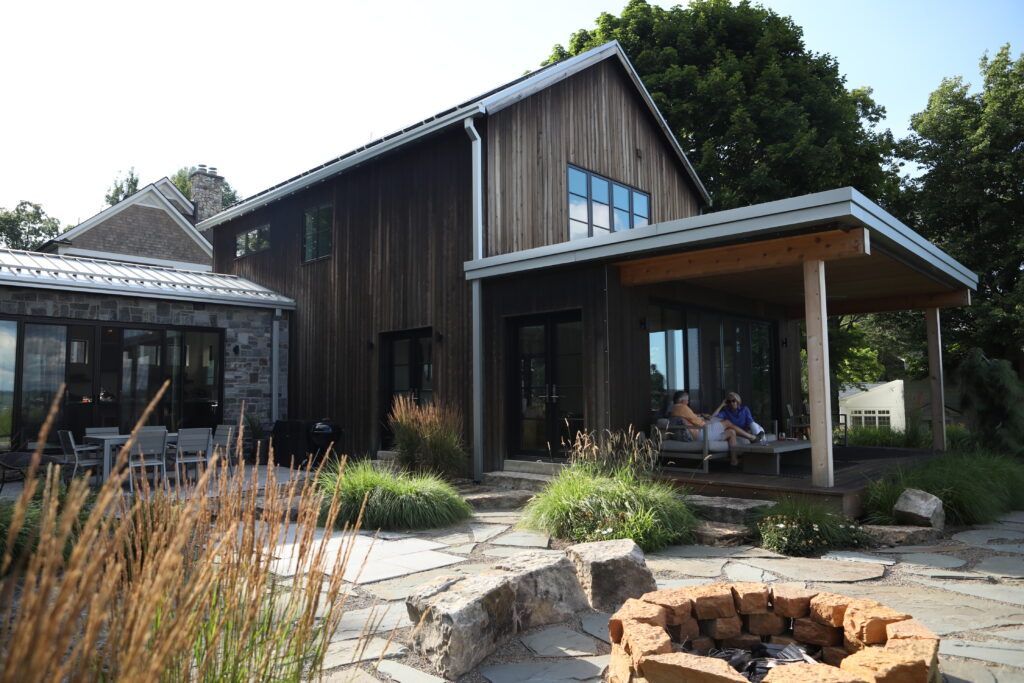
[649,303,777,426]
[0,318,224,447]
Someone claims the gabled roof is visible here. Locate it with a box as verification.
[58,182,212,257]
[0,248,294,310]
[153,177,194,215]
[198,41,711,231]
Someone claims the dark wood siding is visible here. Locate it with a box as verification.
[484,59,702,256]
[211,128,473,462]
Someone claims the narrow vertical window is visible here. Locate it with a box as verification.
[302,204,332,262]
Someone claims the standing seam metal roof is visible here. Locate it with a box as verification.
[0,248,295,310]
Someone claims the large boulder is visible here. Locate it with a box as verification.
[893,488,945,530]
[565,539,657,612]
[490,552,589,630]
[406,574,516,679]
[861,524,941,547]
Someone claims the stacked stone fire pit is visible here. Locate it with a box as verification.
[608,582,940,682]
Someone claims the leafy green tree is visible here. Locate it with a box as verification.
[104,168,140,206]
[957,348,1024,453]
[170,167,240,208]
[547,0,899,210]
[0,201,61,250]
[898,45,1024,373]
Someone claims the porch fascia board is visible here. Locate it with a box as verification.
[463,187,978,294]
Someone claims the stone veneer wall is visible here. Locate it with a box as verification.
[0,286,288,428]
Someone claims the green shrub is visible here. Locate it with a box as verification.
[388,396,466,477]
[847,425,931,449]
[316,459,471,531]
[754,498,866,556]
[957,348,1024,454]
[864,450,1024,525]
[565,427,659,477]
[523,465,698,552]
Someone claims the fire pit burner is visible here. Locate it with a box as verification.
[607,582,941,683]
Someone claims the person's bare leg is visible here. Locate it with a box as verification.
[721,419,757,441]
[725,430,739,466]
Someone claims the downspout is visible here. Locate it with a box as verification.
[271,308,281,423]
[464,117,485,482]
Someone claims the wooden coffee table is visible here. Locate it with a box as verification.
[733,439,811,475]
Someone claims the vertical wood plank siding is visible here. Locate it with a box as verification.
[212,129,472,462]
[485,60,701,255]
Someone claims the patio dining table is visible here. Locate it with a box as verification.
[83,433,178,483]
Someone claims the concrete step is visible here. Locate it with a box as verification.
[462,488,536,511]
[502,460,566,476]
[482,471,553,493]
[693,520,752,547]
[686,494,777,525]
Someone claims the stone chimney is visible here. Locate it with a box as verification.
[190,164,224,223]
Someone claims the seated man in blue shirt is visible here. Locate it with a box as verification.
[713,392,765,444]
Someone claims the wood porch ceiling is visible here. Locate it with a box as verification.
[614,227,971,317]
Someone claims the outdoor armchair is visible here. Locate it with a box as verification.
[170,427,213,483]
[128,428,168,493]
[57,430,103,482]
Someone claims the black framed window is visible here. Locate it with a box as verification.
[302,203,332,262]
[235,224,270,258]
[568,166,650,240]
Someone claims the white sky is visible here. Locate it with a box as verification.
[1,0,1020,227]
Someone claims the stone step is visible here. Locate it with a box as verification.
[483,471,553,493]
[686,494,777,524]
[462,488,536,511]
[503,460,565,476]
[693,520,753,547]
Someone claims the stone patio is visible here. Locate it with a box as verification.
[296,509,1024,682]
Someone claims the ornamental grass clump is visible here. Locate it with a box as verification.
[0,384,363,682]
[754,498,866,557]
[523,465,698,552]
[564,426,660,477]
[316,459,471,531]
[864,449,1024,525]
[388,395,466,477]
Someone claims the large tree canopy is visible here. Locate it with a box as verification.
[0,201,61,250]
[898,45,1024,371]
[547,0,898,210]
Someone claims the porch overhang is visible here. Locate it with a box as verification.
[463,188,978,312]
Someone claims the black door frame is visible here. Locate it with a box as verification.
[378,326,433,447]
[505,310,583,458]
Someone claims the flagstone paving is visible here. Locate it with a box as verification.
[520,625,602,657]
[304,506,1024,682]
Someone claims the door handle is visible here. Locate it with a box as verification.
[549,384,560,402]
[538,384,550,401]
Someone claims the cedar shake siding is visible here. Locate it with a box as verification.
[71,204,210,265]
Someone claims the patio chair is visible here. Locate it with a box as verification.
[652,419,757,474]
[169,427,213,484]
[128,428,168,494]
[57,430,103,482]
[212,425,235,466]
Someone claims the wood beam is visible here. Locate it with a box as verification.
[803,259,834,488]
[616,228,870,286]
[786,289,972,319]
[926,308,947,451]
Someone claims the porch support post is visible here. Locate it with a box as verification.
[803,259,834,488]
[925,307,947,451]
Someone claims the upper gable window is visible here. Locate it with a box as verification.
[568,166,650,241]
[302,203,333,262]
[235,224,270,258]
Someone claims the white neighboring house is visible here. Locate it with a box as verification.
[839,380,906,431]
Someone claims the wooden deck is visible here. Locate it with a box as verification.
[658,445,937,516]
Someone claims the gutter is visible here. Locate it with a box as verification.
[464,117,485,482]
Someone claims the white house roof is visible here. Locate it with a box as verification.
[0,248,294,310]
[198,41,711,231]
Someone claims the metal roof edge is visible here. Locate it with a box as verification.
[0,277,296,310]
[463,187,979,292]
[847,189,977,289]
